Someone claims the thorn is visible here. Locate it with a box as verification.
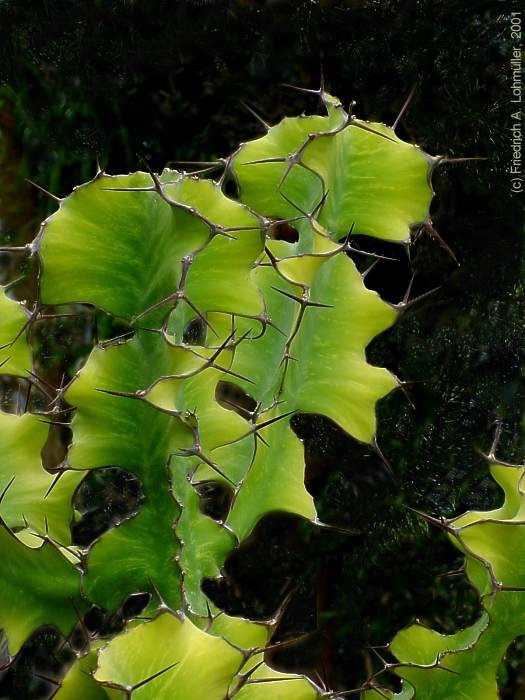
[0,476,15,505]
[398,382,416,410]
[280,82,321,97]
[424,221,459,266]
[95,387,138,400]
[271,286,332,308]
[33,672,60,686]
[204,600,214,631]
[146,576,170,610]
[314,520,362,536]
[0,245,32,254]
[279,352,297,367]
[402,272,415,306]
[25,179,61,202]
[311,189,329,218]
[271,286,304,304]
[3,274,26,291]
[488,420,503,461]
[396,285,442,311]
[349,119,398,144]
[240,101,270,131]
[194,450,237,487]
[253,410,296,433]
[246,676,307,684]
[361,259,379,280]
[371,437,394,478]
[319,64,325,95]
[438,156,488,165]
[253,313,287,339]
[274,190,307,219]
[132,662,178,691]
[44,471,65,499]
[254,431,271,448]
[24,369,56,399]
[137,154,163,191]
[392,82,418,132]
[101,186,157,192]
[403,504,453,533]
[182,297,219,338]
[132,293,178,322]
[240,156,287,166]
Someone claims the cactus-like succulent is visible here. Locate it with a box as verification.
[0,84,521,699]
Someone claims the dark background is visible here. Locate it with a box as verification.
[0,0,524,697]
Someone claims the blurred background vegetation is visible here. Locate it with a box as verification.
[0,0,524,697]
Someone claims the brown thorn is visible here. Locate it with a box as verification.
[247,676,308,684]
[24,369,56,399]
[3,274,26,291]
[241,156,287,166]
[195,450,237,487]
[424,221,459,266]
[0,303,39,352]
[240,100,270,131]
[487,419,503,461]
[207,328,237,362]
[100,186,157,192]
[44,471,65,499]
[237,659,265,684]
[0,476,16,505]
[312,189,330,219]
[392,82,418,132]
[372,438,394,478]
[280,82,321,97]
[271,286,304,304]
[366,644,388,666]
[204,600,214,631]
[0,245,32,254]
[277,158,297,189]
[23,381,32,413]
[396,285,442,312]
[362,259,380,280]
[253,409,296,433]
[349,119,398,144]
[402,272,416,306]
[33,672,60,686]
[438,156,488,165]
[132,662,179,691]
[95,387,138,400]
[25,178,61,202]
[403,504,454,533]
[210,362,255,385]
[146,575,169,610]
[133,293,178,322]
[329,687,366,697]
[398,382,416,411]
[96,329,135,349]
[306,298,333,309]
[183,297,219,338]
[254,431,271,448]
[278,189,309,219]
[137,154,163,191]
